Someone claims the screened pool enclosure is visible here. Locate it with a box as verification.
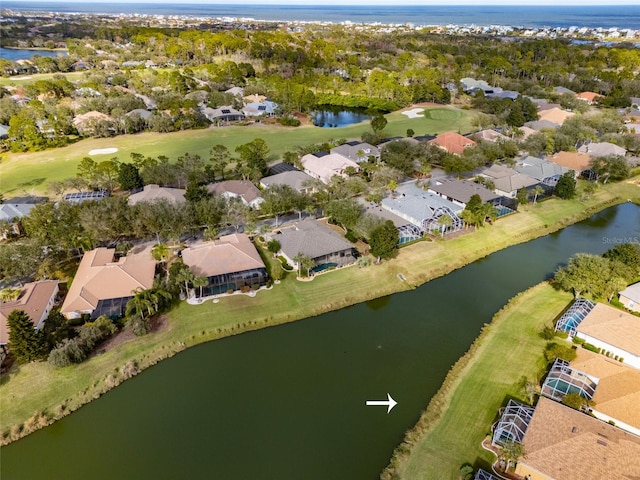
[554,298,595,337]
[492,400,534,447]
[541,359,598,402]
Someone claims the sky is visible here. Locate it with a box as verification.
[10,0,640,5]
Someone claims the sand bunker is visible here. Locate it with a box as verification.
[401,108,424,119]
[88,147,119,155]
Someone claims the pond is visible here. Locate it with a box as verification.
[0,47,67,62]
[311,107,372,128]
[1,203,639,480]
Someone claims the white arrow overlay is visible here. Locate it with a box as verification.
[365,393,397,413]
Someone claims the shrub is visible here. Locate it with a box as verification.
[126,316,151,336]
[48,338,87,367]
[545,342,577,362]
[540,325,555,340]
[278,116,301,127]
[581,342,600,353]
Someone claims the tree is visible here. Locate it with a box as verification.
[544,342,577,363]
[369,221,399,261]
[554,171,577,199]
[516,187,529,207]
[293,253,316,278]
[562,392,594,412]
[7,310,47,362]
[532,185,545,204]
[590,155,630,183]
[209,144,231,179]
[235,138,270,180]
[518,376,539,405]
[370,114,388,133]
[192,276,209,299]
[118,162,143,191]
[126,288,155,320]
[0,287,21,303]
[554,253,613,299]
[151,243,170,264]
[325,198,362,231]
[267,239,281,257]
[261,184,296,226]
[499,440,525,471]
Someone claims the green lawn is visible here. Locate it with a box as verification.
[385,283,573,480]
[1,178,638,444]
[0,106,472,196]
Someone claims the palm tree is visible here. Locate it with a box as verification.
[437,214,453,237]
[151,243,170,263]
[192,276,209,299]
[532,185,545,204]
[174,267,195,298]
[0,287,21,303]
[126,288,154,320]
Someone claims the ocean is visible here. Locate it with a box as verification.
[3,2,640,30]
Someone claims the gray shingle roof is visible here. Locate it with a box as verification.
[429,179,500,204]
[260,171,314,192]
[274,220,354,260]
[381,181,462,227]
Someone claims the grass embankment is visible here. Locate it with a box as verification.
[0,106,470,195]
[0,178,639,445]
[381,283,573,480]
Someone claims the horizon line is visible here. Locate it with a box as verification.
[5,0,640,5]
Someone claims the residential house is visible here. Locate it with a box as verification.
[619,281,640,313]
[576,91,604,104]
[206,180,264,209]
[514,397,640,480]
[72,111,116,136]
[260,170,315,194]
[486,90,519,100]
[554,86,576,95]
[225,86,244,97]
[300,152,359,184]
[571,348,640,436]
[477,164,540,198]
[429,132,476,156]
[330,141,380,163]
[472,129,509,143]
[201,106,245,124]
[242,100,278,117]
[547,151,595,179]
[556,301,640,370]
[181,234,268,298]
[0,124,10,139]
[460,77,494,94]
[537,107,575,126]
[428,179,501,208]
[272,220,358,272]
[0,196,47,237]
[0,280,59,347]
[515,125,537,140]
[127,184,186,205]
[359,198,423,244]
[577,142,627,158]
[380,181,464,236]
[515,156,571,186]
[524,119,561,131]
[125,109,153,121]
[60,247,156,320]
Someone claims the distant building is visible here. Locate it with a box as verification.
[429,132,476,156]
[62,191,110,204]
[330,141,380,163]
[206,180,264,209]
[201,106,245,123]
[127,184,186,206]
[242,100,278,117]
[260,171,315,194]
[576,91,604,104]
[514,156,571,186]
[0,196,47,237]
[300,153,359,184]
[477,164,540,198]
[577,142,626,158]
[619,282,640,313]
[428,179,500,208]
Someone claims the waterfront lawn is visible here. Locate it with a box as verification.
[1,178,638,443]
[0,106,472,196]
[394,283,573,480]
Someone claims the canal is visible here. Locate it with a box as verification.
[1,203,639,480]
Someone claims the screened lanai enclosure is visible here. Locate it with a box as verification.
[90,296,133,320]
[197,268,268,298]
[422,205,465,236]
[474,469,499,480]
[492,400,535,447]
[397,224,423,245]
[554,298,595,337]
[541,359,599,402]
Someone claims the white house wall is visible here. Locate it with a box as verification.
[591,410,640,437]
[576,333,640,370]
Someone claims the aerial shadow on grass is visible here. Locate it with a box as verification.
[17,177,46,188]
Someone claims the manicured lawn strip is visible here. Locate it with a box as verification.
[0,106,472,195]
[1,179,638,444]
[382,283,572,480]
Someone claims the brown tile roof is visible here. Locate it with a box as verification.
[577,91,604,103]
[429,132,476,156]
[0,281,59,344]
[60,248,156,317]
[578,303,640,357]
[518,397,640,480]
[127,184,186,205]
[572,349,640,430]
[548,151,592,172]
[181,234,265,278]
[538,107,575,125]
[206,180,263,204]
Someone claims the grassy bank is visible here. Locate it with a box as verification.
[1,178,639,445]
[0,106,471,196]
[381,283,573,480]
